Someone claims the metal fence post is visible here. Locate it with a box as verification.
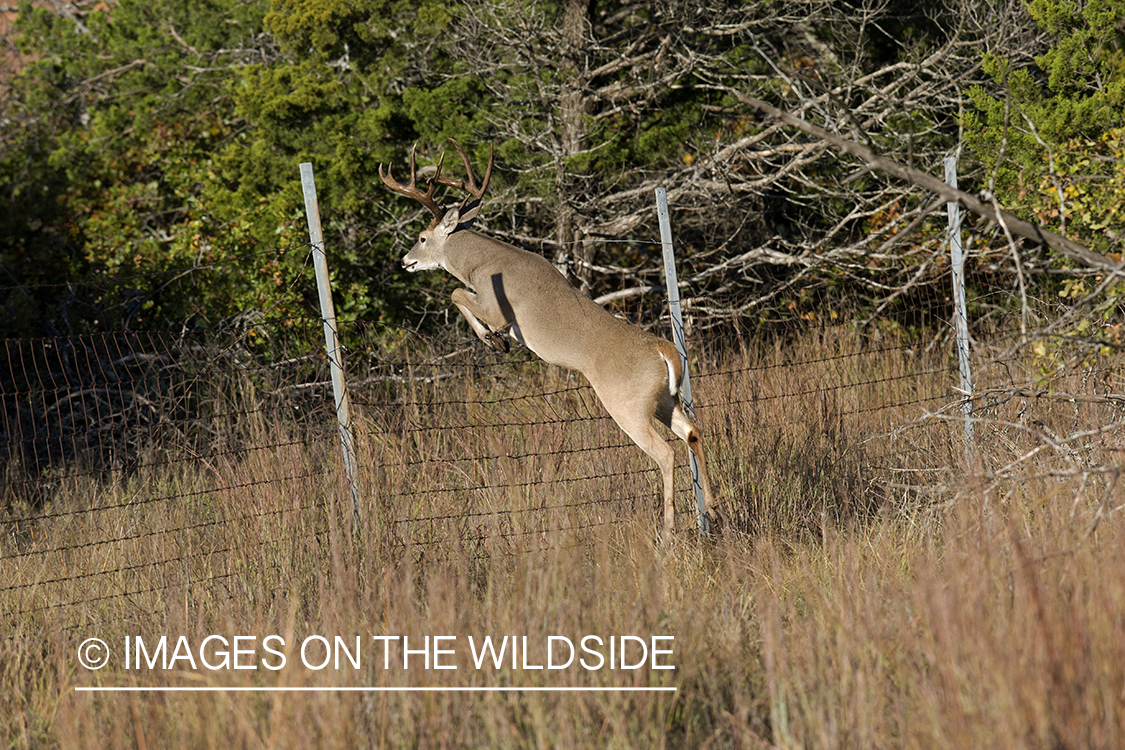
[655,187,708,535]
[299,163,363,532]
[945,156,974,447]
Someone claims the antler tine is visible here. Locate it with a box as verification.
[434,139,494,209]
[378,143,446,221]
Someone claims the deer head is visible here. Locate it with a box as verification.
[379,139,494,272]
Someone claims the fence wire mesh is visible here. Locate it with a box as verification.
[2,239,1123,625]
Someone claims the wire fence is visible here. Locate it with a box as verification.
[2,236,1124,626]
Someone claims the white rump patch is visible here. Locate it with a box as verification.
[660,352,678,398]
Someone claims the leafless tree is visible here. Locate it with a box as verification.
[446,0,1050,325]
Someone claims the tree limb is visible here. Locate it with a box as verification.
[732,90,1117,273]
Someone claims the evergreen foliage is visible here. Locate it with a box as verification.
[964,0,1125,205]
[1,0,1121,339]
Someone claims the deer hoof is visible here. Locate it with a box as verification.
[484,332,510,353]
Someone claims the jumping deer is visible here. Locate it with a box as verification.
[379,139,717,542]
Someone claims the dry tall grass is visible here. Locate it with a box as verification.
[2,326,1124,748]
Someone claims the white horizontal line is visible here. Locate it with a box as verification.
[75,686,677,693]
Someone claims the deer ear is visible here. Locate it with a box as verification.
[456,199,483,227]
[435,207,461,238]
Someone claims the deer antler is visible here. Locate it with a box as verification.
[378,143,447,222]
[379,139,494,225]
[432,139,494,220]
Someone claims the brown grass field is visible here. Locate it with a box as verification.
[2,324,1124,748]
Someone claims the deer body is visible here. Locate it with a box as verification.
[384,141,716,542]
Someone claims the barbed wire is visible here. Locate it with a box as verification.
[1,474,323,560]
[2,512,329,621]
[399,511,650,551]
[0,523,329,595]
[6,571,244,620]
[0,199,1119,623]
[392,492,631,527]
[396,439,641,469]
[352,380,591,409]
[0,445,318,526]
[398,410,613,435]
[396,466,651,501]
[4,277,1120,623]
[0,242,314,296]
[693,365,955,410]
[1,434,321,503]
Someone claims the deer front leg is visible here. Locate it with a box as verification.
[451,288,510,353]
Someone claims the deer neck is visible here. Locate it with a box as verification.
[441,230,489,286]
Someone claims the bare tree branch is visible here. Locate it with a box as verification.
[731,89,1117,273]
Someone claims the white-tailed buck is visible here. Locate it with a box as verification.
[380,139,717,542]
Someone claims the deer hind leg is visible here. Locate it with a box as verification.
[668,403,719,528]
[602,402,678,545]
[451,288,510,353]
